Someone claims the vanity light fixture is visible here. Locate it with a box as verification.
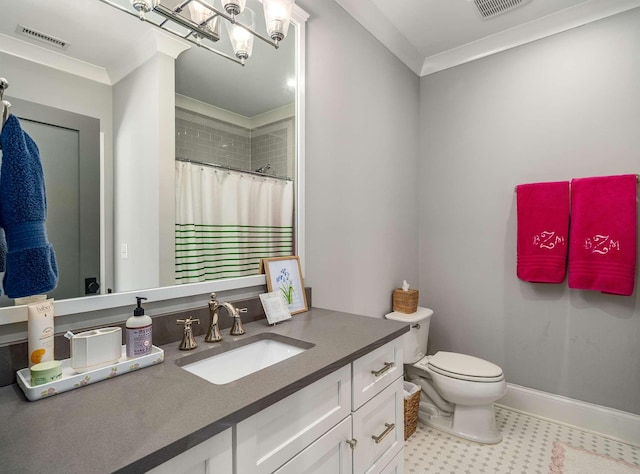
[99,0,295,65]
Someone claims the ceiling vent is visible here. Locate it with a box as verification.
[15,25,70,50]
[473,0,532,20]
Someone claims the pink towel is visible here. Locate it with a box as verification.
[516,181,570,283]
[568,174,637,296]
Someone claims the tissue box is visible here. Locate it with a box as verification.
[392,289,418,314]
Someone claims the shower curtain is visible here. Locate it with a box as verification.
[175,161,294,283]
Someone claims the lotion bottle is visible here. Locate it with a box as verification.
[27,299,55,367]
[126,297,152,358]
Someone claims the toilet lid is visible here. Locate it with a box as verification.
[427,352,503,380]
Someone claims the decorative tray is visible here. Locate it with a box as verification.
[16,345,164,401]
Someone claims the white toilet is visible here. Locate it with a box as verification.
[386,307,506,444]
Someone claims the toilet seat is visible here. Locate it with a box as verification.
[415,351,504,383]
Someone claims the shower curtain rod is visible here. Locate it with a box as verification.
[176,158,293,182]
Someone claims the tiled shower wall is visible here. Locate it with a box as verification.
[175,107,294,179]
[175,107,251,171]
[251,119,295,178]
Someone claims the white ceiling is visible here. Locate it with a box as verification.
[335,0,640,76]
[0,0,295,117]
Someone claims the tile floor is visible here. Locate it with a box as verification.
[404,405,640,473]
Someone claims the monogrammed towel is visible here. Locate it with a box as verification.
[516,181,570,283]
[568,174,637,296]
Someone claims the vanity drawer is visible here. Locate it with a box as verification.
[273,416,353,474]
[235,365,351,474]
[147,428,232,474]
[352,338,403,409]
[352,377,404,474]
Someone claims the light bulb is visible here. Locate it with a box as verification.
[262,0,294,42]
[188,1,219,33]
[225,7,255,61]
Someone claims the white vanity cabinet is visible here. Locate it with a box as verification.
[158,336,404,474]
[350,338,404,474]
[236,337,405,474]
[147,428,232,474]
[235,365,352,474]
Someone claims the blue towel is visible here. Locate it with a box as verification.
[0,114,58,298]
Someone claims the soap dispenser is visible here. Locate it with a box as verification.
[126,297,152,358]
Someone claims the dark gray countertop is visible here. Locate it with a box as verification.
[0,308,408,473]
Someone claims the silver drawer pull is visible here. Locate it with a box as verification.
[371,423,395,444]
[370,361,394,377]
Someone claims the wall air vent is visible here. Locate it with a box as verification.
[473,0,532,19]
[15,25,70,50]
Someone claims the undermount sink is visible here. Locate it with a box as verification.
[178,334,313,385]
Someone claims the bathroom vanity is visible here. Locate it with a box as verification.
[0,308,408,473]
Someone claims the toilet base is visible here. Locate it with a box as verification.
[419,403,502,444]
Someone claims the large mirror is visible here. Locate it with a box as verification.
[0,0,306,314]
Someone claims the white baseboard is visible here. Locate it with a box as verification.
[497,383,640,446]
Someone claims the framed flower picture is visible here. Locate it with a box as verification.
[262,256,308,314]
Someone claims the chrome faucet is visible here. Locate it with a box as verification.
[206,293,248,339]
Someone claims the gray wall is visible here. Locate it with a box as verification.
[419,9,640,414]
[297,0,421,318]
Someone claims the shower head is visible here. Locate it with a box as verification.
[255,164,271,173]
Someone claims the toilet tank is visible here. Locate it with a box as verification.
[385,307,433,364]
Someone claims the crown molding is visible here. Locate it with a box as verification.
[421,0,640,76]
[0,33,110,84]
[334,0,640,77]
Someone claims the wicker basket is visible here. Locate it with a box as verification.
[393,288,419,314]
[404,386,421,440]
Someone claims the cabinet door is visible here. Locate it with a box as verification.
[379,449,404,474]
[147,428,232,474]
[274,416,353,474]
[236,365,351,474]
[352,338,403,410]
[352,377,404,474]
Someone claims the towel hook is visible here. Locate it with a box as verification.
[0,77,11,136]
[0,77,8,101]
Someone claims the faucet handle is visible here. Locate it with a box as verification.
[177,317,200,350]
[230,308,247,336]
[177,317,200,325]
